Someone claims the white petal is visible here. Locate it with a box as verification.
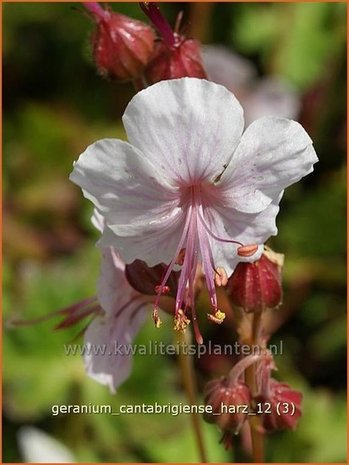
[18,427,75,463]
[85,247,149,392]
[204,195,282,276]
[123,78,244,184]
[97,247,135,314]
[70,138,178,226]
[219,117,318,213]
[91,208,105,233]
[84,304,148,393]
[99,208,186,266]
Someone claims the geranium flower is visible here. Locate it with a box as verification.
[85,210,177,392]
[70,77,317,343]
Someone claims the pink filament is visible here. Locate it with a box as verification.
[154,185,247,343]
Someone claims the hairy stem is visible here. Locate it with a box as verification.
[82,2,109,20]
[175,330,207,463]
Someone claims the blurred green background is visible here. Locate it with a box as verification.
[3,2,346,462]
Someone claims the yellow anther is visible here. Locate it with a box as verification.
[207,310,226,324]
[152,308,162,328]
[174,309,190,332]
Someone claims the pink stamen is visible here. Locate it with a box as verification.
[197,214,218,309]
[154,184,257,340]
[197,209,243,247]
[154,203,193,309]
[191,305,203,345]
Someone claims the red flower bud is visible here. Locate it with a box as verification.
[145,36,207,84]
[257,378,303,432]
[85,3,155,81]
[140,3,206,84]
[203,377,251,434]
[227,249,283,313]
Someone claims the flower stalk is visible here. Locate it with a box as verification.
[245,311,265,463]
[140,2,175,48]
[82,2,109,20]
[175,330,208,463]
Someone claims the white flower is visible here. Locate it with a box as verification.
[70,78,317,342]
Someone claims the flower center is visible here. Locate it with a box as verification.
[153,183,257,344]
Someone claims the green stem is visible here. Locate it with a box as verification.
[252,311,262,343]
[246,311,265,463]
[175,330,208,463]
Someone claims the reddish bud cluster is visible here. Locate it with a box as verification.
[203,354,303,444]
[84,2,207,85]
[86,5,155,81]
[141,2,206,84]
[145,36,207,85]
[257,379,303,432]
[227,251,283,313]
[203,377,251,434]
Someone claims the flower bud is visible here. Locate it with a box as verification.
[203,377,251,434]
[140,3,206,84]
[227,249,283,313]
[145,37,207,84]
[257,378,303,432]
[85,3,155,81]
